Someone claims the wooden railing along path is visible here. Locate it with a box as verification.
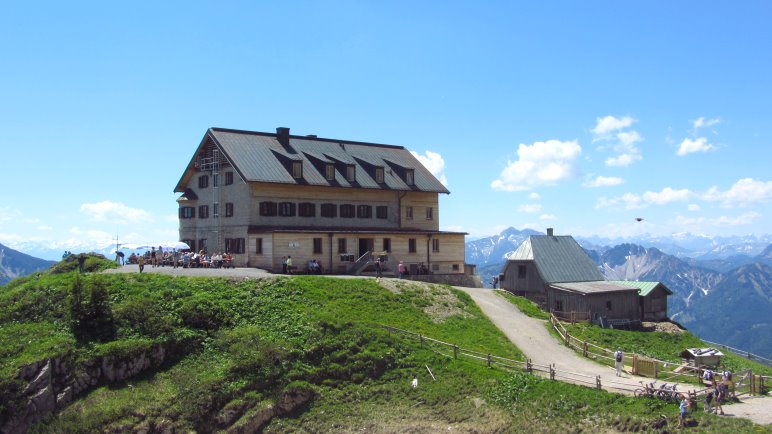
[548,314,770,397]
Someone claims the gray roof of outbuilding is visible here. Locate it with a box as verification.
[549,281,638,295]
[508,235,605,284]
[174,128,450,193]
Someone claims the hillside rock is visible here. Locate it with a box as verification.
[1,344,169,434]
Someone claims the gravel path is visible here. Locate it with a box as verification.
[101,266,770,425]
[456,286,772,426]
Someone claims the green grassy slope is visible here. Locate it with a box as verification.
[1,260,768,433]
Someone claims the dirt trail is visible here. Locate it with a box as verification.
[456,286,772,426]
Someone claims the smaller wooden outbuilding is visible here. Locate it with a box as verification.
[680,348,724,367]
[548,281,640,323]
[607,280,673,321]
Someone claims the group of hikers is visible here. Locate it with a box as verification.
[676,366,736,428]
[117,247,234,272]
[700,366,736,416]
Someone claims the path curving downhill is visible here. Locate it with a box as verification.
[456,286,772,426]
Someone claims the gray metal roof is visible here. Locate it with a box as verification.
[175,128,450,193]
[509,235,605,283]
[549,281,638,295]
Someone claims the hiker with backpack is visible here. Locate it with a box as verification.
[722,366,735,399]
[614,348,623,377]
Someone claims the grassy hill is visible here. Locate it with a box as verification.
[1,256,768,433]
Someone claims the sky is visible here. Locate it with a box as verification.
[1,1,771,258]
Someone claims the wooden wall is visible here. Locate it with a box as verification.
[640,287,669,321]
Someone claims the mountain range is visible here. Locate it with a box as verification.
[467,227,772,358]
[0,243,57,285]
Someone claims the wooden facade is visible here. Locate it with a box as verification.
[547,284,639,321]
[639,286,669,321]
[501,260,547,307]
[174,127,466,272]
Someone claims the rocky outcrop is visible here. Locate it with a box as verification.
[1,344,168,434]
[225,386,315,434]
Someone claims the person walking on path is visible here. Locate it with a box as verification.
[286,256,293,274]
[138,254,145,273]
[78,254,86,274]
[614,348,624,377]
[714,381,727,415]
[492,276,498,289]
[398,261,406,279]
[375,256,382,278]
[282,256,287,274]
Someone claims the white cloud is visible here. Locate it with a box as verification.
[642,187,692,205]
[443,225,465,233]
[518,204,542,213]
[583,175,624,188]
[529,192,541,200]
[0,207,22,222]
[596,187,690,210]
[596,193,645,210]
[692,117,720,133]
[38,225,53,231]
[703,178,772,207]
[673,211,760,228]
[491,139,581,191]
[592,115,635,136]
[411,150,448,186]
[688,204,701,211]
[677,137,715,156]
[80,201,153,224]
[70,227,82,235]
[592,115,643,167]
[540,214,557,221]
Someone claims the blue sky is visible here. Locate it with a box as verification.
[1,1,771,256]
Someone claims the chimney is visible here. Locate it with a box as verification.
[546,227,554,236]
[276,127,291,150]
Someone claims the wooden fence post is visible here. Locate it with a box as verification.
[526,358,532,374]
[550,364,556,380]
[760,375,765,395]
[571,311,575,323]
[419,334,424,348]
[583,341,588,357]
[453,344,458,359]
[596,375,601,390]
[750,371,755,396]
[487,353,491,368]
[632,354,638,376]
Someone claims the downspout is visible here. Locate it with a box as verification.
[328,232,333,274]
[426,233,432,273]
[397,191,407,228]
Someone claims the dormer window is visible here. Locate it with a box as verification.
[405,169,414,186]
[292,161,303,179]
[325,163,335,181]
[346,165,356,182]
[375,167,384,183]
